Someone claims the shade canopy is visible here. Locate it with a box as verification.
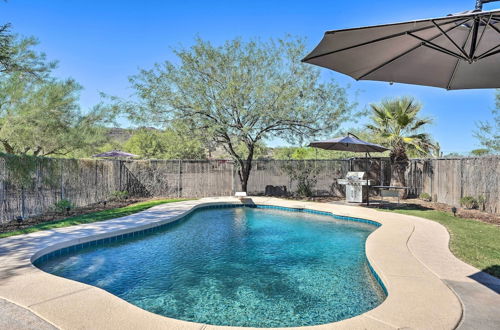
[309,135,389,153]
[92,150,138,158]
[302,8,500,90]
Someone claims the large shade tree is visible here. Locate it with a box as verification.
[0,25,54,76]
[122,37,354,191]
[474,91,500,154]
[367,97,435,197]
[0,35,115,157]
[123,126,206,160]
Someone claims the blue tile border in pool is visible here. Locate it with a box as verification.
[33,203,381,263]
[32,202,387,296]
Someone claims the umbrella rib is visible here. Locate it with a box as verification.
[478,47,500,59]
[356,45,423,80]
[447,23,474,90]
[357,22,469,80]
[408,33,468,60]
[474,17,500,59]
[431,20,471,59]
[484,17,500,34]
[473,15,493,58]
[476,43,500,59]
[302,17,470,62]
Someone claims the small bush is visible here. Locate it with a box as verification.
[296,178,316,198]
[280,161,320,198]
[419,192,432,202]
[460,196,478,209]
[476,195,486,211]
[54,199,73,213]
[110,190,129,201]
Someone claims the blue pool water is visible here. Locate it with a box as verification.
[36,206,385,327]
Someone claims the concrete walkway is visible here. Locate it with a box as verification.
[0,298,57,330]
[404,214,500,329]
[0,197,498,329]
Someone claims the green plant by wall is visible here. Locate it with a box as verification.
[281,161,321,198]
[460,196,478,209]
[54,199,73,214]
[110,190,129,201]
[419,192,432,202]
[2,153,60,188]
[476,195,486,211]
[3,153,38,188]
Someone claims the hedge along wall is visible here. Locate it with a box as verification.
[0,155,498,223]
[0,157,122,223]
[406,157,500,214]
[246,159,390,196]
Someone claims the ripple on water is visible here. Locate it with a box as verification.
[37,207,386,327]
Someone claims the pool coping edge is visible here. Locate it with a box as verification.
[0,197,467,330]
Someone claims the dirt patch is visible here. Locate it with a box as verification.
[0,198,150,234]
[281,196,500,226]
[284,196,345,203]
[376,198,500,225]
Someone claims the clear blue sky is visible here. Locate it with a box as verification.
[1,0,498,154]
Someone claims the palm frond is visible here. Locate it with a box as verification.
[367,96,434,159]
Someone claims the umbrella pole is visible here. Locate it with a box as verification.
[366,152,370,206]
[476,0,500,11]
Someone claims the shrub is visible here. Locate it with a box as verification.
[460,196,478,209]
[477,195,486,211]
[280,161,320,198]
[110,190,129,201]
[419,192,432,202]
[54,199,73,214]
[296,177,316,198]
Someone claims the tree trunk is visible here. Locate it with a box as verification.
[390,146,409,199]
[238,160,252,193]
[223,138,254,193]
[237,146,254,193]
[390,162,408,199]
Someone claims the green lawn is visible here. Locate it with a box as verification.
[380,208,500,278]
[0,198,190,239]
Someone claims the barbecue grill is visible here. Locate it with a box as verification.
[338,171,375,203]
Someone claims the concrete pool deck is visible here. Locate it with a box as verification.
[0,197,498,330]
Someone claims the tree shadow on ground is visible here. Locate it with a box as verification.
[366,202,434,211]
[469,266,500,293]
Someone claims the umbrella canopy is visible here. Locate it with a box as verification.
[302,6,500,90]
[309,135,389,153]
[92,150,138,158]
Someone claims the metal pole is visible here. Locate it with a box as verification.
[119,160,122,191]
[21,187,25,219]
[476,0,500,10]
[231,161,235,196]
[177,160,182,198]
[60,161,64,200]
[366,152,370,206]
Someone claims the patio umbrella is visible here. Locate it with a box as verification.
[92,150,138,158]
[302,1,500,90]
[309,133,389,205]
[309,135,389,153]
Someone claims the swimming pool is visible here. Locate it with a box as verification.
[35,205,386,327]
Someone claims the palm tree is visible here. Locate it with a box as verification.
[367,97,435,198]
